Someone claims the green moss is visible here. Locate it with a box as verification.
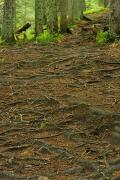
[85,0,105,14]
[85,7,105,14]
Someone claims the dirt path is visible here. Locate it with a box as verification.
[0,12,120,180]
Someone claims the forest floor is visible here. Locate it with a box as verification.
[0,11,120,180]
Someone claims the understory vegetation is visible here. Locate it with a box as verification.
[0,0,113,44]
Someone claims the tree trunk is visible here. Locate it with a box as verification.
[80,0,86,19]
[35,0,45,37]
[109,0,120,35]
[67,0,74,23]
[59,0,68,33]
[45,0,58,33]
[2,0,16,43]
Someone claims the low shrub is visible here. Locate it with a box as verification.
[96,30,109,44]
[36,30,64,44]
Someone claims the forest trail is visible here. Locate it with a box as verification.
[0,12,120,180]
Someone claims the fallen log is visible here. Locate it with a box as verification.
[16,22,31,34]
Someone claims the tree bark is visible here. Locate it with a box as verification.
[109,0,120,35]
[59,0,68,33]
[67,0,74,23]
[35,0,45,37]
[2,0,16,43]
[45,0,58,33]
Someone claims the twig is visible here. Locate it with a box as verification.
[32,132,64,139]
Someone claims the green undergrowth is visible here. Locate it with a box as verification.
[0,37,5,45]
[96,30,120,45]
[68,23,78,30]
[96,30,109,44]
[36,30,64,44]
[16,28,64,44]
[85,6,105,15]
[0,29,64,45]
[85,0,106,14]
[15,29,35,42]
[26,29,35,41]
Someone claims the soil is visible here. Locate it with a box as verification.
[0,11,120,180]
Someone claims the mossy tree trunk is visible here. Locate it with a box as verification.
[45,0,58,33]
[2,0,16,43]
[109,0,120,35]
[68,0,86,22]
[35,0,45,37]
